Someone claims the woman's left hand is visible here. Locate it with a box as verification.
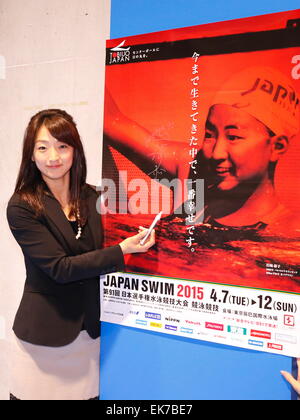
[281,359,300,395]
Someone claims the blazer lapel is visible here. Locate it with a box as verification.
[86,187,103,250]
[42,185,103,255]
[42,193,82,255]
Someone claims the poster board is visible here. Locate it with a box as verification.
[101,9,300,357]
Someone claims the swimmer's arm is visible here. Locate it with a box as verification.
[104,88,188,180]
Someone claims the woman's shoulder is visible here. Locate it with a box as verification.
[6,192,38,227]
[7,191,32,210]
[264,204,300,238]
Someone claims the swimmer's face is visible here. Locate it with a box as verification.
[202,104,275,191]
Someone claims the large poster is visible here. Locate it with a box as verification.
[100,9,300,357]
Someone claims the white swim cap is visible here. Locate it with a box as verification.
[212,66,300,138]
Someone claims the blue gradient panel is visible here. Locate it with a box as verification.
[100,323,293,400]
[110,0,300,37]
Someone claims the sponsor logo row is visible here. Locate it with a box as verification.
[104,310,296,352]
[136,312,297,352]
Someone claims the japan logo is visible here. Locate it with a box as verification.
[109,40,131,64]
[111,40,131,52]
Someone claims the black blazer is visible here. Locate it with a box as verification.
[6,184,125,347]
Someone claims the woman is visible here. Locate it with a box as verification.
[6,109,155,400]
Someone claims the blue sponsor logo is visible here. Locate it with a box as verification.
[145,312,161,320]
[180,327,193,334]
[136,319,147,326]
[248,339,264,347]
[165,325,177,332]
[130,310,139,315]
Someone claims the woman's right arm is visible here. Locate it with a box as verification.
[7,202,154,285]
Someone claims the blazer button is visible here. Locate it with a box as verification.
[79,281,84,285]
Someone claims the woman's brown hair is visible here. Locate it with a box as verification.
[15,109,88,225]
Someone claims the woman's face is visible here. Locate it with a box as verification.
[202,104,273,191]
[32,125,74,183]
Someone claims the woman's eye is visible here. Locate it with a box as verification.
[227,134,244,141]
[37,146,46,151]
[204,131,215,141]
[59,144,68,149]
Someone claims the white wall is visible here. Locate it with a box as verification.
[0,0,111,400]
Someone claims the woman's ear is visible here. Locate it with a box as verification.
[270,135,289,162]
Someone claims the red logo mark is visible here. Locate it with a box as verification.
[284,315,295,327]
[267,343,283,351]
[251,330,271,339]
[205,322,224,331]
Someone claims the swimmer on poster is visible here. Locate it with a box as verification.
[103,66,300,237]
